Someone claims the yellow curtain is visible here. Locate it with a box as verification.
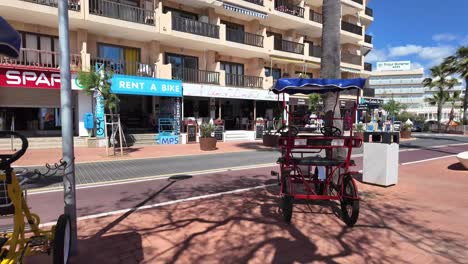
[124,48,139,75]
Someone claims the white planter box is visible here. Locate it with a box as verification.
[363,142,399,186]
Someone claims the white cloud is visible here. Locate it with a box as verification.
[410,62,424,70]
[432,33,458,42]
[388,45,422,57]
[418,45,455,66]
[365,48,387,63]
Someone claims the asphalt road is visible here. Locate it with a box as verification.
[19,134,468,189]
[19,143,468,225]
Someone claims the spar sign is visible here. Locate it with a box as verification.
[0,67,83,90]
[0,68,61,89]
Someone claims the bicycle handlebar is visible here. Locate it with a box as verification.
[0,131,29,169]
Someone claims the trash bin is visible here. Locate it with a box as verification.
[363,132,400,186]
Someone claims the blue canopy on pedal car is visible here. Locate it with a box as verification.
[272,78,366,95]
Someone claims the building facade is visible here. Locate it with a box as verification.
[370,61,465,122]
[0,0,373,139]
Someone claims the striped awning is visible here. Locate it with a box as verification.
[223,3,268,19]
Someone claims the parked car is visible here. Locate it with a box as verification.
[411,123,423,132]
[393,121,401,131]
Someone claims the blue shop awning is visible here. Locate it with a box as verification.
[0,16,21,58]
[223,3,268,19]
[272,78,367,95]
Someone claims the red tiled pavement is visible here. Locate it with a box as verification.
[28,156,468,263]
[3,141,270,166]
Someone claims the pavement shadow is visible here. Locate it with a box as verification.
[234,142,280,152]
[448,162,467,171]
[135,182,468,264]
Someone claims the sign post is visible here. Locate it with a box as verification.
[58,0,77,254]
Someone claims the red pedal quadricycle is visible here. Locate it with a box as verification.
[271,78,366,227]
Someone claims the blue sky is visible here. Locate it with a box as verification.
[366,0,468,71]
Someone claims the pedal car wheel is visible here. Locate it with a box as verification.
[53,214,71,264]
[280,176,293,224]
[340,176,359,227]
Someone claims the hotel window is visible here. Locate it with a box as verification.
[165,53,199,82]
[221,62,244,86]
[265,67,282,80]
[20,32,59,67]
[97,43,140,75]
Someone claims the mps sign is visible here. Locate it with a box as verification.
[376,61,411,71]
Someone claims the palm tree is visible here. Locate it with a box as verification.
[423,64,459,131]
[320,0,342,158]
[382,97,407,120]
[443,46,468,124]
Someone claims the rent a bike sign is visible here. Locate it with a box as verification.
[110,74,183,97]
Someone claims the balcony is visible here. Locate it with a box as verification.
[364,62,372,71]
[243,0,263,5]
[365,34,372,44]
[365,7,373,17]
[309,10,323,24]
[341,52,362,65]
[341,21,362,35]
[172,67,219,85]
[0,48,81,71]
[89,0,155,25]
[20,0,81,11]
[275,0,304,18]
[274,39,304,54]
[91,57,155,77]
[172,16,219,39]
[225,74,263,88]
[352,0,363,4]
[226,29,263,48]
[309,45,322,58]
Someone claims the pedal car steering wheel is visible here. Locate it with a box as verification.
[320,126,341,137]
[277,125,299,137]
[0,131,28,170]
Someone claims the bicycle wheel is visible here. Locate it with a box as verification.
[53,214,71,264]
[340,176,359,227]
[280,175,293,224]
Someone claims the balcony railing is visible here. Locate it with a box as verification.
[91,57,155,77]
[172,67,219,84]
[352,0,363,5]
[243,0,263,5]
[172,16,219,39]
[365,34,372,44]
[341,21,362,35]
[309,10,323,24]
[89,0,155,25]
[20,0,81,11]
[364,62,372,71]
[226,29,263,47]
[309,45,322,58]
[225,74,263,88]
[365,7,373,17]
[275,0,304,18]
[342,52,362,65]
[274,39,304,54]
[0,48,81,70]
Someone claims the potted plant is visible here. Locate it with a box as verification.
[199,122,217,151]
[400,123,412,138]
[353,123,365,138]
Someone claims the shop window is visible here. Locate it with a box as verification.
[97,43,140,75]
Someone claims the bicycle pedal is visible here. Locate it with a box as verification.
[29,236,48,247]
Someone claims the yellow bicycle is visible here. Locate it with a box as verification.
[0,131,70,264]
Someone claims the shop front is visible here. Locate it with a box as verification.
[108,74,183,139]
[0,66,81,136]
[182,83,288,131]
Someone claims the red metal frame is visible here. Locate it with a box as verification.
[277,92,362,202]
